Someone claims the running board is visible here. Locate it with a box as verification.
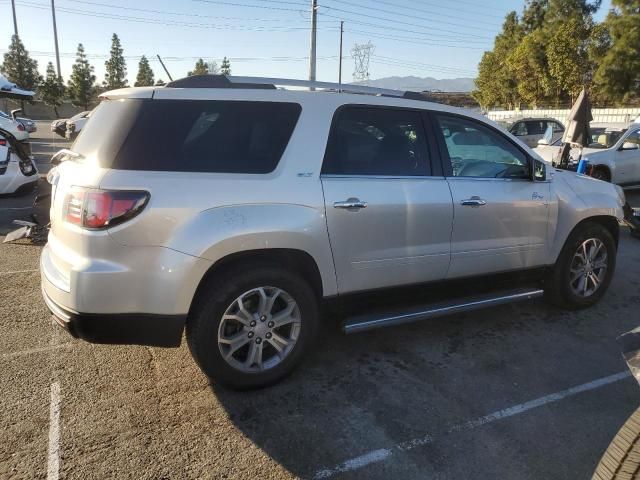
[343,287,544,334]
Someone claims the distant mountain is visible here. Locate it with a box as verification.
[357,75,476,93]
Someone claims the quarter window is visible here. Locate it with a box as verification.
[322,107,430,176]
[436,114,530,179]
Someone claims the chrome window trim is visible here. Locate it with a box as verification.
[320,174,446,180]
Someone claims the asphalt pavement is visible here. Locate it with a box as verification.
[1,123,640,479]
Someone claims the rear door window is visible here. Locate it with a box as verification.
[322,106,430,176]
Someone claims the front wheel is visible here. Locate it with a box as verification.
[186,266,319,389]
[545,222,617,309]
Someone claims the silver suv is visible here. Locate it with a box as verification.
[41,76,626,388]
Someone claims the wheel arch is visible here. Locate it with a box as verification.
[188,248,324,318]
[590,164,612,181]
[555,215,620,264]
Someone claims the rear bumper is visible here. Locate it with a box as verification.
[42,285,185,347]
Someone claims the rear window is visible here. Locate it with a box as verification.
[75,99,301,173]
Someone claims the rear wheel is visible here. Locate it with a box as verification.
[545,222,616,309]
[186,266,318,389]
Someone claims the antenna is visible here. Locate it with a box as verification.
[351,41,374,82]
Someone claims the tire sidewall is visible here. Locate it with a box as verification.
[553,223,617,308]
[187,267,318,389]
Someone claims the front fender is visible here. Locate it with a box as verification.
[549,172,624,262]
[167,203,338,296]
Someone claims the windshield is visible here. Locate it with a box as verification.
[588,128,626,149]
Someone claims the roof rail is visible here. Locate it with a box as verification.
[165,74,430,101]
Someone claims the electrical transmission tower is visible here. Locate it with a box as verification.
[351,42,374,82]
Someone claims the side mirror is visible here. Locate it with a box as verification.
[537,138,549,146]
[621,142,639,151]
[534,159,546,181]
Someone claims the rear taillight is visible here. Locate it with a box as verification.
[0,139,6,146]
[17,123,25,131]
[63,188,149,229]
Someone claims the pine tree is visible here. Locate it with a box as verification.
[188,59,209,76]
[39,62,65,117]
[221,57,231,75]
[104,33,128,89]
[0,35,42,93]
[594,0,640,104]
[134,55,154,87]
[155,79,166,86]
[68,44,96,110]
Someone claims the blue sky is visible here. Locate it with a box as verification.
[0,0,612,85]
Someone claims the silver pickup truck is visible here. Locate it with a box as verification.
[41,76,626,388]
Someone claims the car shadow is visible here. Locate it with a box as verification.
[208,289,623,479]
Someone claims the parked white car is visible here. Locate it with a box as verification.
[0,109,29,142]
[534,122,640,186]
[0,128,38,195]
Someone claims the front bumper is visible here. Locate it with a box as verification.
[42,285,185,347]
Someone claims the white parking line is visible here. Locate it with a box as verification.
[47,381,61,480]
[0,269,39,275]
[313,370,632,479]
[0,206,32,210]
[2,343,70,359]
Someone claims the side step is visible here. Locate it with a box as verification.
[343,287,544,334]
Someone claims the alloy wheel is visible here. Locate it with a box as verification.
[569,238,608,298]
[217,287,301,372]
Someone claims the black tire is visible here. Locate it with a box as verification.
[186,265,319,389]
[545,222,616,309]
[592,407,640,480]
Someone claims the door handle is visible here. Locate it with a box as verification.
[334,198,368,210]
[460,196,487,207]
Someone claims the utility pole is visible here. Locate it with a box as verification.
[338,20,344,86]
[11,0,18,36]
[156,54,173,82]
[308,0,317,82]
[51,0,62,81]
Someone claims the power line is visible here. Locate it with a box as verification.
[62,0,328,23]
[372,55,476,75]
[319,11,490,42]
[15,0,338,32]
[191,0,308,13]
[344,28,489,50]
[321,0,503,32]
[316,3,493,39]
[345,0,507,22]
